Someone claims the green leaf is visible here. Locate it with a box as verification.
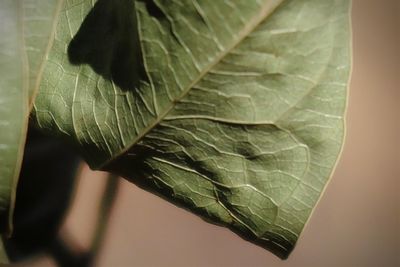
[0,0,29,236]
[23,0,64,103]
[0,0,62,237]
[0,238,9,264]
[33,0,351,259]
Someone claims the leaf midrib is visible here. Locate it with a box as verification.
[99,0,285,169]
[28,0,65,109]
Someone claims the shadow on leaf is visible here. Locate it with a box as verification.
[68,0,145,91]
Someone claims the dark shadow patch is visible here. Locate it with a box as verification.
[68,0,146,91]
[142,0,166,19]
[2,126,81,262]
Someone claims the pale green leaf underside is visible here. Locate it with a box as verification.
[0,0,61,234]
[0,0,28,234]
[33,0,351,258]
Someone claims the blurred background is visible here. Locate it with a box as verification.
[7,0,400,266]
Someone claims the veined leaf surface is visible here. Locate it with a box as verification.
[33,0,351,258]
[23,0,64,103]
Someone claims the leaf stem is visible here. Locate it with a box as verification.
[50,173,119,267]
[89,173,119,256]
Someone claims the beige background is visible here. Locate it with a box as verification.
[10,0,400,266]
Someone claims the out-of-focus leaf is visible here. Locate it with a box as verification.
[0,0,29,236]
[3,126,81,262]
[33,0,351,258]
[0,0,63,254]
[0,238,9,264]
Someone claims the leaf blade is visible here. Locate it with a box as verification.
[33,0,352,258]
[0,0,29,234]
[23,0,65,104]
[0,0,63,237]
[108,0,351,257]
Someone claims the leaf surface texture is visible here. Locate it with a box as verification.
[33,0,351,258]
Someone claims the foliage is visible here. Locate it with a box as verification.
[0,0,351,262]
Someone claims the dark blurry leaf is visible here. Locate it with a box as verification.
[0,238,8,264]
[3,126,81,261]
